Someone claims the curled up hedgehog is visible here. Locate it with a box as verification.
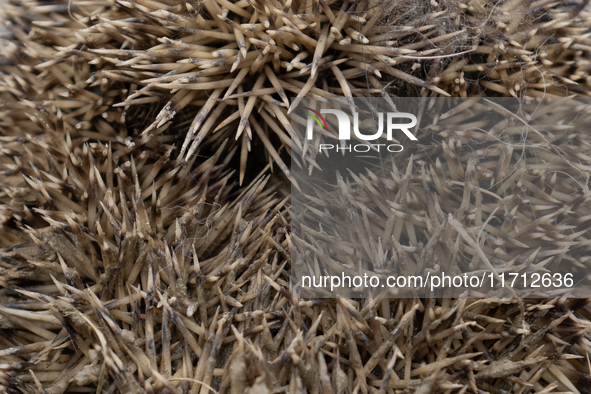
[0,0,591,393]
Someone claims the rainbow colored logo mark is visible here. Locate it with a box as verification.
[304,107,329,132]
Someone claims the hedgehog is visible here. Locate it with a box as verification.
[0,0,591,393]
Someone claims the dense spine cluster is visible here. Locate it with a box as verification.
[1,0,591,393]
